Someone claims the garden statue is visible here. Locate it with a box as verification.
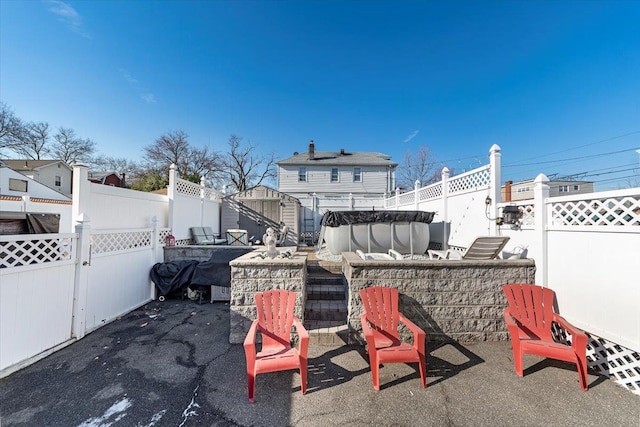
[263,227,279,259]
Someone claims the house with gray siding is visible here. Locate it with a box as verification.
[277,140,397,242]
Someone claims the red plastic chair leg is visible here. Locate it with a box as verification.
[512,344,524,377]
[371,362,380,391]
[247,373,256,403]
[576,357,588,391]
[300,360,308,395]
[418,355,427,388]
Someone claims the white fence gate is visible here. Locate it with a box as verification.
[0,233,77,372]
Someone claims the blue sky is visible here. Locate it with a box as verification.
[1,0,639,190]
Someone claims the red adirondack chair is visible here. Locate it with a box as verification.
[359,286,427,390]
[243,289,309,403]
[502,283,589,391]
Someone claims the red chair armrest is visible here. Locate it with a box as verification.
[399,313,426,350]
[552,314,588,350]
[293,317,310,356]
[244,320,259,349]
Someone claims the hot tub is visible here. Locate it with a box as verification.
[318,210,435,255]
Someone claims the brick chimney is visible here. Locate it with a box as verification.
[308,140,315,160]
[504,180,512,202]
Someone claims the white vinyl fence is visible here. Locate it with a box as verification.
[385,147,640,394]
[0,233,77,373]
[0,163,219,376]
[168,165,222,245]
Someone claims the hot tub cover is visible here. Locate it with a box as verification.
[321,210,435,228]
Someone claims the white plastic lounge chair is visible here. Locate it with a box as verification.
[428,236,510,260]
[191,227,225,245]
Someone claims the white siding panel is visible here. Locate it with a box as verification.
[279,166,390,194]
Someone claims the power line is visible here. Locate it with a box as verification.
[503,147,640,168]
[506,129,640,163]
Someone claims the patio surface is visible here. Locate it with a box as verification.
[1,299,638,426]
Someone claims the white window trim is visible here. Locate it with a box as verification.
[331,168,339,183]
[298,167,307,182]
[353,167,362,182]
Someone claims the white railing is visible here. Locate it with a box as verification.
[384,145,502,249]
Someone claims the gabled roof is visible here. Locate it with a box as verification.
[88,171,119,180]
[277,151,397,167]
[2,159,72,172]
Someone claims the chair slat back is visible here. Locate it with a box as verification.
[502,283,555,340]
[255,290,296,346]
[360,287,400,339]
[463,236,510,260]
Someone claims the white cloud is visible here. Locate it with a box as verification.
[118,69,139,85]
[119,69,157,105]
[142,93,157,104]
[404,130,419,143]
[46,0,90,39]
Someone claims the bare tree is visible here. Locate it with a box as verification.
[141,130,221,188]
[50,127,96,164]
[0,103,24,155]
[13,122,51,160]
[220,134,276,193]
[90,155,141,187]
[396,145,439,190]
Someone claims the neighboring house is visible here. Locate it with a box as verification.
[502,179,595,202]
[0,161,71,234]
[276,140,397,241]
[2,159,73,196]
[88,171,126,187]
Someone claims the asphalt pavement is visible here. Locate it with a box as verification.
[1,299,638,426]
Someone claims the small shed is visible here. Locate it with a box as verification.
[221,185,301,245]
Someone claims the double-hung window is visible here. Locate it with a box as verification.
[298,167,307,182]
[55,175,61,187]
[331,168,339,182]
[353,167,362,182]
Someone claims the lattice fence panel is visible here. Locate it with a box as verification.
[175,178,202,198]
[158,229,171,246]
[0,237,74,268]
[551,195,640,226]
[398,192,415,206]
[518,203,535,226]
[91,231,152,254]
[586,334,640,395]
[418,184,442,201]
[202,187,221,201]
[552,325,640,395]
[448,168,490,194]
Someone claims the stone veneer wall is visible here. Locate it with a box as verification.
[342,252,536,343]
[228,251,307,344]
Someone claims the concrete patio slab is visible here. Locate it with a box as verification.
[1,300,637,426]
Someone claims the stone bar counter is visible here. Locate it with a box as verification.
[228,249,307,344]
[342,252,536,343]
